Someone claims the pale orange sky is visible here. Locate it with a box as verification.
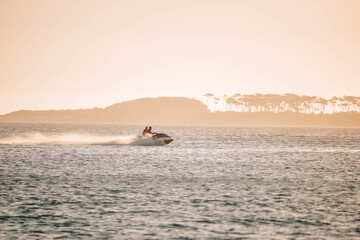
[1,0,359,114]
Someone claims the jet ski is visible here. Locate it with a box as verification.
[151,132,173,145]
[139,132,173,146]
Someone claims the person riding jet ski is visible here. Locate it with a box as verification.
[141,126,173,145]
[142,126,148,136]
[142,126,153,136]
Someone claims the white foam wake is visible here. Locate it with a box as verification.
[0,132,138,145]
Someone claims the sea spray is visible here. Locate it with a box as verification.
[0,132,137,145]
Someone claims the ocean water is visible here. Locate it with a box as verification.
[0,123,359,239]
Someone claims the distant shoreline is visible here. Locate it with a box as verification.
[1,97,359,127]
[1,121,360,129]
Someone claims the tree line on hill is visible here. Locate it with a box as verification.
[202,93,360,114]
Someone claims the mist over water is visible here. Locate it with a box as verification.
[1,123,359,239]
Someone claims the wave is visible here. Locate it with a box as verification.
[0,132,147,146]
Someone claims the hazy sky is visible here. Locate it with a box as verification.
[1,0,359,114]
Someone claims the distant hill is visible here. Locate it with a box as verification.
[0,97,210,124]
[0,97,359,127]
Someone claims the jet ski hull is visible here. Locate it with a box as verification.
[152,133,173,145]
